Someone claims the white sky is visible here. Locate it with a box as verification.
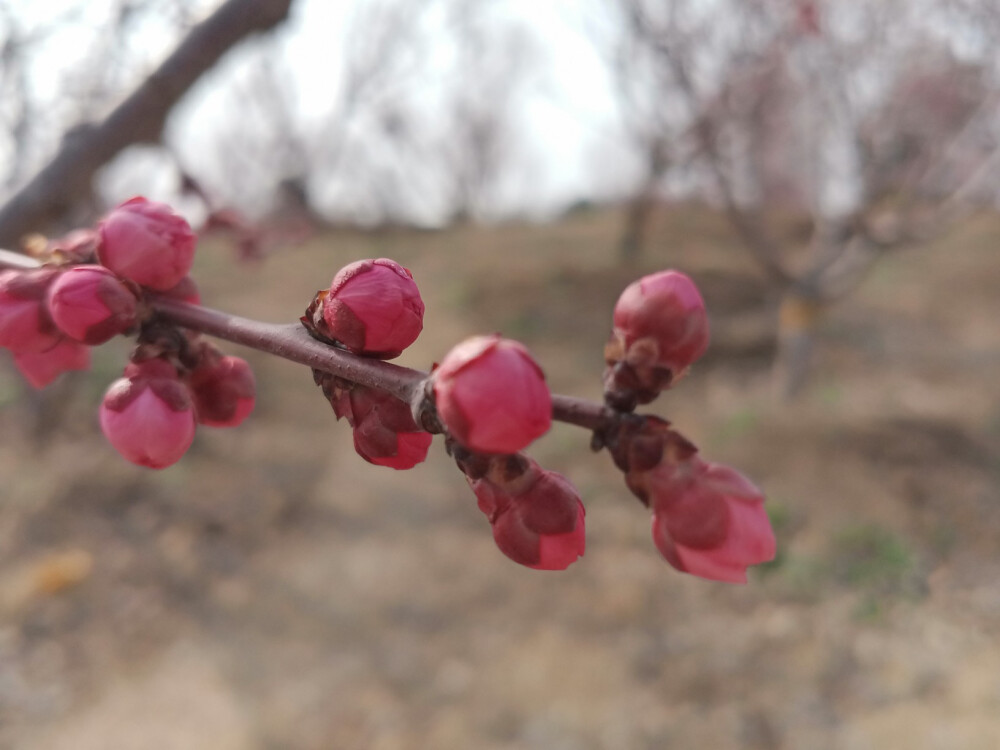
[6,0,996,224]
[5,0,635,222]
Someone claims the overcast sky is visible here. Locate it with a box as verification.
[3,0,639,223]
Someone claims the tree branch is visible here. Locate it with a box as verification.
[0,0,295,246]
[0,248,618,436]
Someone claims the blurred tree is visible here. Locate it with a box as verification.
[437,0,539,224]
[0,0,295,246]
[603,0,1000,396]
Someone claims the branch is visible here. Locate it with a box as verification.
[0,0,295,246]
[0,248,616,435]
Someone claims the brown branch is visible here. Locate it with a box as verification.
[0,0,295,246]
[0,248,618,437]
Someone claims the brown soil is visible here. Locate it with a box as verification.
[2,205,999,749]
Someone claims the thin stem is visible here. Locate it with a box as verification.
[1,248,618,434]
[152,297,425,403]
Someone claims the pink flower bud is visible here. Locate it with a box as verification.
[0,268,62,353]
[648,458,775,583]
[605,270,709,407]
[322,258,424,358]
[46,265,138,345]
[188,354,256,428]
[99,359,197,469]
[470,458,585,570]
[13,338,91,388]
[332,382,431,469]
[97,197,196,291]
[434,335,551,454]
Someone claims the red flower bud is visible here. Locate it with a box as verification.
[13,338,91,388]
[605,270,709,407]
[188,354,256,428]
[647,458,775,583]
[99,359,197,469]
[97,197,196,291]
[470,458,585,570]
[332,382,431,469]
[434,335,551,454]
[46,265,138,345]
[322,258,424,358]
[0,268,62,353]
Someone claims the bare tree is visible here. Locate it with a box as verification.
[431,0,539,224]
[0,0,295,246]
[603,0,1000,396]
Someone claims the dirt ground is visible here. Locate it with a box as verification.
[2,205,999,749]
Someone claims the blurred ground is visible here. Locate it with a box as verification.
[1,205,1000,749]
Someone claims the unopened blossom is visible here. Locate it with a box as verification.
[321,258,424,358]
[327,380,431,469]
[469,455,585,570]
[604,270,709,409]
[99,359,197,469]
[434,334,551,455]
[13,338,91,389]
[0,268,62,353]
[188,354,256,428]
[646,457,775,584]
[97,197,196,291]
[46,265,138,345]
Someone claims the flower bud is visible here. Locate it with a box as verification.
[434,335,551,454]
[46,265,138,345]
[469,456,585,570]
[322,258,424,358]
[97,197,196,291]
[0,268,62,353]
[646,458,775,583]
[604,270,709,409]
[326,380,431,469]
[188,354,256,428]
[99,359,197,469]
[13,338,91,388]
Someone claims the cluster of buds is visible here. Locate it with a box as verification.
[306,257,433,468]
[305,257,575,568]
[597,270,775,582]
[0,197,256,468]
[602,416,774,583]
[1,195,775,583]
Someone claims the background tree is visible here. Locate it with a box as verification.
[602,0,1000,395]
